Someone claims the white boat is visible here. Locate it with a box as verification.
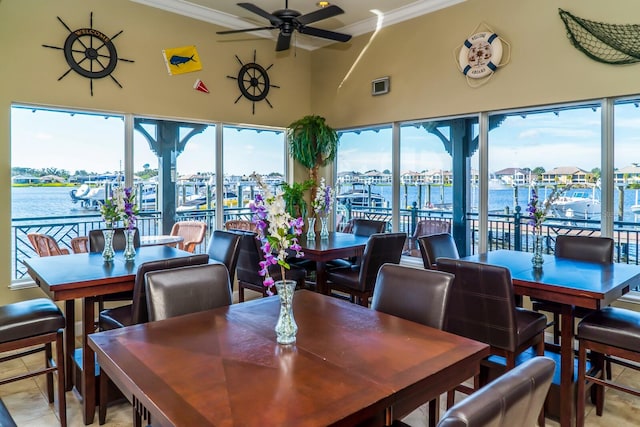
[336,184,386,207]
[549,189,600,219]
[70,182,157,210]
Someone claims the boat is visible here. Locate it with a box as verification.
[336,183,386,207]
[70,181,157,210]
[549,189,601,220]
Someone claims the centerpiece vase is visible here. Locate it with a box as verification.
[307,217,316,240]
[532,227,544,269]
[319,215,329,239]
[101,228,115,262]
[123,228,136,261]
[274,280,298,345]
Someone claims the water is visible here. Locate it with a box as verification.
[12,185,640,223]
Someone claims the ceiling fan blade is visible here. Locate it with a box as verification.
[296,5,344,26]
[275,32,292,51]
[237,2,283,26]
[298,26,351,42]
[217,26,277,35]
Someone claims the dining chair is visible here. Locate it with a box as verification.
[235,231,307,302]
[576,307,640,427]
[170,221,207,253]
[206,230,242,288]
[27,233,70,256]
[532,235,614,345]
[0,298,66,426]
[326,232,406,307]
[371,263,455,427]
[352,218,387,236]
[70,236,89,253]
[417,232,459,270]
[88,227,141,252]
[436,258,547,424]
[145,263,232,321]
[404,219,451,256]
[393,356,555,427]
[97,253,210,424]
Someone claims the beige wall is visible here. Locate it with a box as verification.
[311,0,640,127]
[0,0,311,303]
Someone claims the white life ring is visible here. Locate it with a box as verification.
[458,31,503,79]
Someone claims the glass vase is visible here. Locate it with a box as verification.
[532,229,544,269]
[307,217,316,240]
[274,280,298,345]
[101,228,115,262]
[319,215,329,239]
[123,228,137,261]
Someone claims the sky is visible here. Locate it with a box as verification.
[11,101,640,178]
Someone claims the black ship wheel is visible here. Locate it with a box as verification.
[227,50,279,114]
[43,13,134,96]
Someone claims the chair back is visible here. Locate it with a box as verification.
[405,219,451,254]
[417,233,460,270]
[206,230,242,287]
[371,263,454,330]
[145,263,232,322]
[357,233,406,292]
[88,228,141,253]
[437,357,555,427]
[352,219,387,236]
[170,221,207,253]
[130,253,210,325]
[27,233,69,257]
[224,219,258,232]
[235,231,265,287]
[437,258,519,352]
[555,235,613,263]
[70,236,89,254]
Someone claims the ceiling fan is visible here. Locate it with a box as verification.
[216,1,352,51]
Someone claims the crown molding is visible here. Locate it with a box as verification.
[130,0,466,51]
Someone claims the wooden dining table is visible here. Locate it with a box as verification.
[298,232,370,294]
[461,249,640,427]
[23,246,196,425]
[89,290,489,427]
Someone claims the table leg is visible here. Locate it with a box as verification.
[64,299,75,392]
[559,304,575,427]
[82,296,96,425]
[315,261,328,295]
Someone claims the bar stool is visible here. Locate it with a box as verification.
[0,298,66,427]
[576,307,640,427]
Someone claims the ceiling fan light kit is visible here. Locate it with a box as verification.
[217,1,352,51]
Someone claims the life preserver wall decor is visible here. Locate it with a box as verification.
[454,23,510,88]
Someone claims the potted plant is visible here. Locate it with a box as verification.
[287,115,339,214]
[281,179,314,219]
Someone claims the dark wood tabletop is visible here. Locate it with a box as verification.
[23,245,195,425]
[298,232,369,293]
[462,249,640,427]
[89,290,489,427]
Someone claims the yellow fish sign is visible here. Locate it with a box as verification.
[162,45,202,75]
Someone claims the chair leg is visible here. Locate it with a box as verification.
[553,312,560,344]
[428,397,439,427]
[45,342,54,403]
[576,343,587,427]
[99,368,108,425]
[56,331,67,427]
[239,286,245,303]
[446,390,455,409]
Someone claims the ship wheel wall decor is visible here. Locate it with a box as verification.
[227,50,279,114]
[43,12,134,96]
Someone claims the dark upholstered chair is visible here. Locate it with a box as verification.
[236,231,307,302]
[0,299,66,427]
[145,263,232,321]
[576,307,640,427]
[326,233,406,307]
[88,227,141,252]
[436,258,547,422]
[27,233,70,256]
[206,230,242,288]
[417,233,460,270]
[372,263,455,427]
[98,253,210,330]
[405,219,451,256]
[391,357,554,427]
[532,235,614,344]
[352,218,387,236]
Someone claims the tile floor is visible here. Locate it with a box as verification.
[2,348,639,426]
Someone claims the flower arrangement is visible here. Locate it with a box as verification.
[527,185,570,231]
[121,187,138,230]
[100,189,123,227]
[249,173,304,293]
[312,177,334,217]
[99,186,138,229]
